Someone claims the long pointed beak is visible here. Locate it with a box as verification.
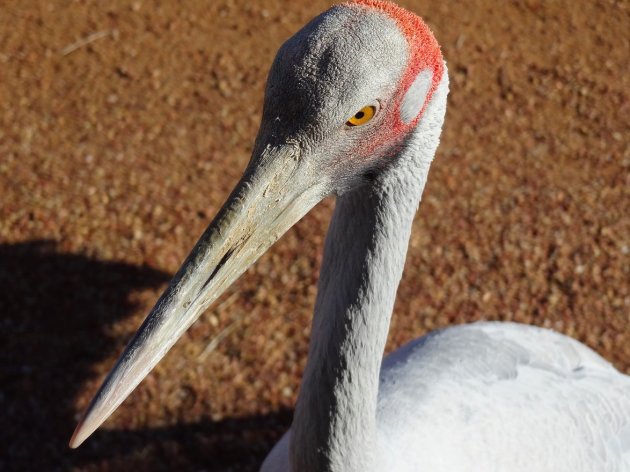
[70,144,326,448]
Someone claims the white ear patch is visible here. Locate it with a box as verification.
[400,69,433,124]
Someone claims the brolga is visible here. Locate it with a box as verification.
[70,1,630,470]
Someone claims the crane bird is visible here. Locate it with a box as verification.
[70,1,630,470]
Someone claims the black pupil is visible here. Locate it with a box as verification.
[355,111,365,119]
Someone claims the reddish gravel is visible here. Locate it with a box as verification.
[1,1,628,470]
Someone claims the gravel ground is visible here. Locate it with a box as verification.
[1,1,628,470]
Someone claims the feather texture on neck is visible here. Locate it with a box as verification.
[289,68,449,472]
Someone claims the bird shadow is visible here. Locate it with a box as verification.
[0,241,291,471]
[70,408,292,471]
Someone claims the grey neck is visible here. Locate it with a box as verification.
[289,73,448,472]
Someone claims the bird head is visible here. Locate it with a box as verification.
[70,0,444,448]
[255,0,444,193]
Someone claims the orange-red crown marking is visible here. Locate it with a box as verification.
[349,0,444,132]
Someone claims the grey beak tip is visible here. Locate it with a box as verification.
[68,428,83,449]
[69,409,93,449]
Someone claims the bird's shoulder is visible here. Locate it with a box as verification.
[381,321,619,382]
[375,322,630,472]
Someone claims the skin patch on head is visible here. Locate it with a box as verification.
[400,69,433,123]
[348,0,444,131]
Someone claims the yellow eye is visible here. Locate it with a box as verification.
[346,105,376,127]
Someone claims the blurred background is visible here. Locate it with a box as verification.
[1,0,628,470]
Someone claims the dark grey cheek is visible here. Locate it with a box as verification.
[361,167,380,184]
[339,129,408,185]
[324,144,386,194]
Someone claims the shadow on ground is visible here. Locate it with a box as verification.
[0,241,290,471]
[71,409,292,471]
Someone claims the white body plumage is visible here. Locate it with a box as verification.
[264,322,630,471]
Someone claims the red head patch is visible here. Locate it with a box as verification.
[348,0,444,134]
